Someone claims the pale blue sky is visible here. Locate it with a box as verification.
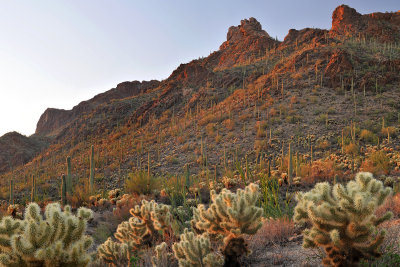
[0,0,398,137]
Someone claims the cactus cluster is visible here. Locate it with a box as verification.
[191,183,263,266]
[173,229,223,267]
[98,200,172,264]
[294,172,392,266]
[108,189,122,204]
[0,202,93,267]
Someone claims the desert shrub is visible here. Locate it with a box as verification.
[366,150,392,175]
[68,179,92,208]
[222,118,235,131]
[360,129,378,144]
[381,126,396,138]
[294,172,392,266]
[344,143,359,156]
[302,159,342,184]
[124,170,159,195]
[247,217,295,248]
[113,194,141,222]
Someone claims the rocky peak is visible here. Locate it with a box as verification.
[330,5,400,42]
[222,17,271,49]
[331,5,362,35]
[226,17,268,42]
[217,18,277,69]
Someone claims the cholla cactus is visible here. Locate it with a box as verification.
[88,194,101,206]
[0,202,93,267]
[97,237,130,266]
[7,205,22,219]
[294,172,392,266]
[98,200,172,264]
[151,242,175,267]
[173,229,223,267]
[191,183,263,265]
[108,189,122,204]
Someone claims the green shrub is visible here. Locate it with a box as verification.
[124,171,159,195]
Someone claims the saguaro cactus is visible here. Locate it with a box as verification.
[288,142,293,184]
[66,156,72,193]
[61,174,67,205]
[90,145,95,193]
[294,172,392,266]
[30,175,36,203]
[9,179,14,205]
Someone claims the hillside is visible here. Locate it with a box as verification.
[0,4,399,198]
[0,4,400,267]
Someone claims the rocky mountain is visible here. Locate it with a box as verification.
[0,132,48,173]
[1,5,400,199]
[36,80,160,136]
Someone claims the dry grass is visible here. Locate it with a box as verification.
[301,160,342,184]
[247,217,295,248]
[376,193,400,218]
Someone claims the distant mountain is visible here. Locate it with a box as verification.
[0,132,48,173]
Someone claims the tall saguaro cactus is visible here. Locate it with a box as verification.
[288,142,293,184]
[90,145,95,193]
[9,179,14,205]
[31,175,36,203]
[66,156,72,193]
[61,175,67,205]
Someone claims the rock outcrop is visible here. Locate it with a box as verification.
[0,132,48,173]
[330,5,400,42]
[35,80,160,136]
[216,17,279,69]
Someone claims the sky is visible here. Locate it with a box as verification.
[0,0,398,137]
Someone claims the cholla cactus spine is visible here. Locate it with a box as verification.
[294,172,392,266]
[173,229,223,267]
